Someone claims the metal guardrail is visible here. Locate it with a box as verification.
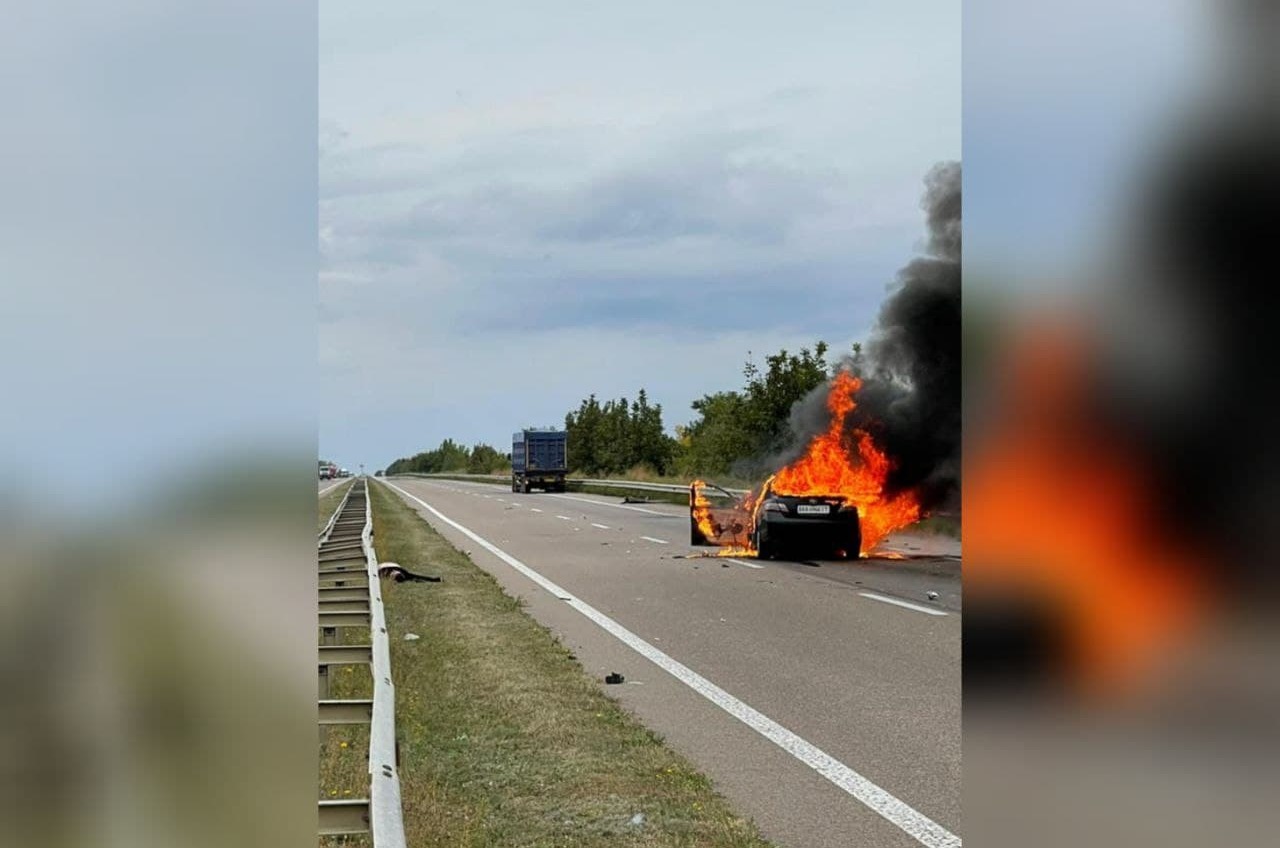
[318,478,406,847]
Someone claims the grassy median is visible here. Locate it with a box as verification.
[366,481,773,848]
[318,480,353,532]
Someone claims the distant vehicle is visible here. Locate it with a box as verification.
[319,461,338,480]
[374,469,384,477]
[512,429,567,493]
[339,468,351,478]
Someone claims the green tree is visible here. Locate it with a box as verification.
[676,342,830,478]
[467,443,509,474]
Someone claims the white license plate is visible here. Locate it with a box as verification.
[796,504,830,515]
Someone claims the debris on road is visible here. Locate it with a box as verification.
[927,590,939,601]
[404,633,420,641]
[379,564,442,583]
[605,672,625,684]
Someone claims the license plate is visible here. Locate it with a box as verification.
[796,504,830,515]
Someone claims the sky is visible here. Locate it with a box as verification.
[5,1,317,511]
[319,1,960,472]
[963,0,1211,288]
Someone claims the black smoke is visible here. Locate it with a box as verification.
[782,161,961,510]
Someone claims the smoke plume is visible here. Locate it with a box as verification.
[784,161,961,510]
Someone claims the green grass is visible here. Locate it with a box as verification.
[363,481,774,848]
[318,480,353,532]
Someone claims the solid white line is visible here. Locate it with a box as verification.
[381,480,960,848]
[318,480,345,496]
[556,515,572,521]
[858,592,949,617]
[510,503,522,507]
[590,522,610,530]
[530,508,543,513]
[724,558,765,570]
[495,498,506,502]
[640,536,669,545]
[547,492,672,516]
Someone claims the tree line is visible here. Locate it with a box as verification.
[384,439,510,476]
[384,341,847,483]
[568,341,846,480]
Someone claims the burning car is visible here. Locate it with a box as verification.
[752,484,861,560]
[690,480,861,560]
[688,370,925,560]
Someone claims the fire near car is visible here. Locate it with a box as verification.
[690,480,861,561]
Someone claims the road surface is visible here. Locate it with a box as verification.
[381,476,961,848]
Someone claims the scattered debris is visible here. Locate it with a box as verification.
[605,672,625,685]
[622,496,653,504]
[927,590,940,601]
[629,813,646,827]
[379,564,441,583]
[404,633,420,641]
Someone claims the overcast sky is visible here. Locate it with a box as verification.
[320,1,960,471]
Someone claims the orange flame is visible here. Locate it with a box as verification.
[693,372,923,557]
[965,322,1205,697]
[769,372,921,554]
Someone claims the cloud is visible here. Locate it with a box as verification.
[319,2,960,466]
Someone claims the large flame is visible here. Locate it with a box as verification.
[692,371,923,557]
[966,322,1204,696]
[770,372,921,553]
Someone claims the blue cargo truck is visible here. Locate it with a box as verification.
[512,429,568,493]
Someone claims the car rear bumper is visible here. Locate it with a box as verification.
[759,514,860,553]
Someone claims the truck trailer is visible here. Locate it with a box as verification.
[512,429,567,493]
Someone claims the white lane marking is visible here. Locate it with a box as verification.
[510,503,522,507]
[556,515,573,521]
[725,558,765,570]
[318,480,345,496]
[640,536,668,545]
[590,522,610,530]
[530,508,543,513]
[547,492,672,516]
[858,592,948,617]
[382,480,960,848]
[495,498,506,502]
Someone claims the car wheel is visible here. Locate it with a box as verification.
[755,525,776,560]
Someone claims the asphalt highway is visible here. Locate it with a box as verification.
[381,476,961,848]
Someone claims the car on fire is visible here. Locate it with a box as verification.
[691,481,861,561]
[752,485,861,560]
